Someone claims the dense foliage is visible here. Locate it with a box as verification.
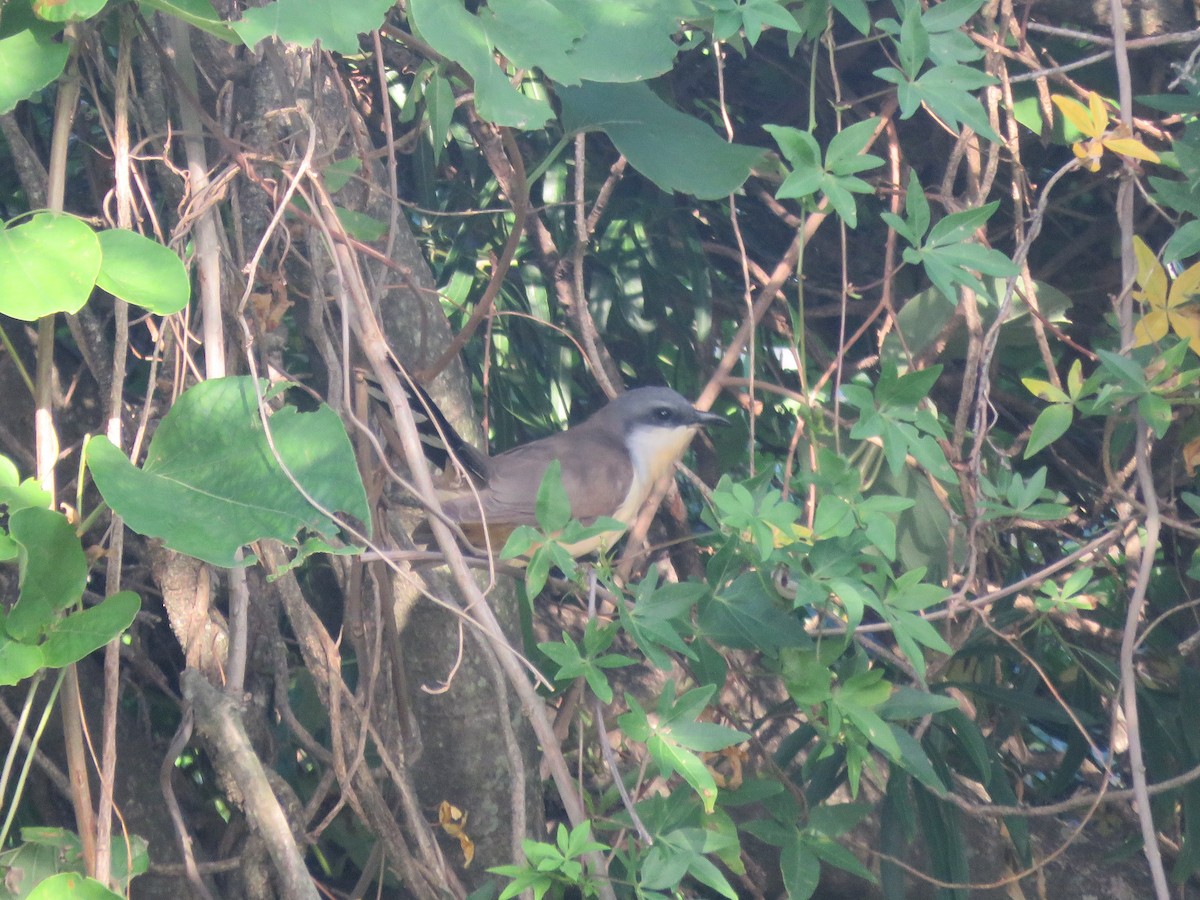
[2,0,1200,898]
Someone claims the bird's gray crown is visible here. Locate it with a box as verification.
[591,386,725,434]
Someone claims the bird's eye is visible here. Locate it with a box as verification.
[655,407,673,421]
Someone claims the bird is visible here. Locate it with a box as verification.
[370,378,728,557]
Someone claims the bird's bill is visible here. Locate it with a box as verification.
[693,408,730,428]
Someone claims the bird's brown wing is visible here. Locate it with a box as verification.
[439,426,633,527]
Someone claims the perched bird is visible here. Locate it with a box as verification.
[373,379,727,557]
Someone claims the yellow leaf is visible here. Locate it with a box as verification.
[1171,308,1200,355]
[1087,91,1108,135]
[1133,236,1168,304]
[438,800,467,836]
[458,832,475,867]
[1021,377,1069,403]
[437,801,475,867]
[1071,139,1102,172]
[1183,436,1200,476]
[1170,259,1200,307]
[1102,137,1160,164]
[1052,94,1101,137]
[1066,359,1084,397]
[1134,310,1169,346]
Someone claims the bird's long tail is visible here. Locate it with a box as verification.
[360,368,488,486]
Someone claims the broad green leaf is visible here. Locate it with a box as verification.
[890,726,948,794]
[0,27,69,115]
[903,168,931,236]
[34,0,107,22]
[6,508,88,642]
[334,207,388,242]
[840,704,902,760]
[26,873,124,899]
[1024,403,1073,457]
[927,201,999,245]
[662,719,748,752]
[825,117,881,172]
[831,0,869,34]
[699,573,809,649]
[0,465,52,514]
[0,638,44,686]
[231,0,395,55]
[783,649,834,707]
[483,0,684,85]
[40,591,140,668]
[535,461,572,532]
[878,364,941,407]
[808,802,873,837]
[86,377,369,568]
[878,688,959,720]
[896,1,928,78]
[913,63,1001,142]
[96,229,190,313]
[648,733,720,812]
[807,833,878,881]
[479,0,582,82]
[0,455,17,488]
[1164,220,1200,264]
[922,0,985,32]
[322,157,361,194]
[559,81,764,200]
[408,0,551,128]
[138,0,238,41]
[780,831,820,899]
[0,213,102,320]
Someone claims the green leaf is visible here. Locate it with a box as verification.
[0,464,52,513]
[766,126,823,199]
[1024,403,1073,457]
[26,873,125,899]
[0,637,44,686]
[0,213,102,320]
[648,732,721,812]
[231,0,395,55]
[878,688,959,720]
[699,573,810,649]
[333,207,387,242]
[839,703,902,760]
[911,64,1001,142]
[831,0,869,34]
[896,172,929,239]
[780,831,820,899]
[34,0,108,23]
[483,0,684,85]
[40,592,141,669]
[808,802,873,837]
[322,157,361,194]
[922,0,985,31]
[408,0,551,128]
[96,229,190,313]
[137,0,238,41]
[890,725,948,794]
[826,118,881,172]
[535,461,572,532]
[927,201,999,245]
[662,719,748,752]
[6,508,87,642]
[896,1,928,78]
[806,833,878,882]
[0,26,69,115]
[86,377,369,568]
[559,81,764,200]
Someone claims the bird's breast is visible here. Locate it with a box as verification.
[612,424,700,524]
